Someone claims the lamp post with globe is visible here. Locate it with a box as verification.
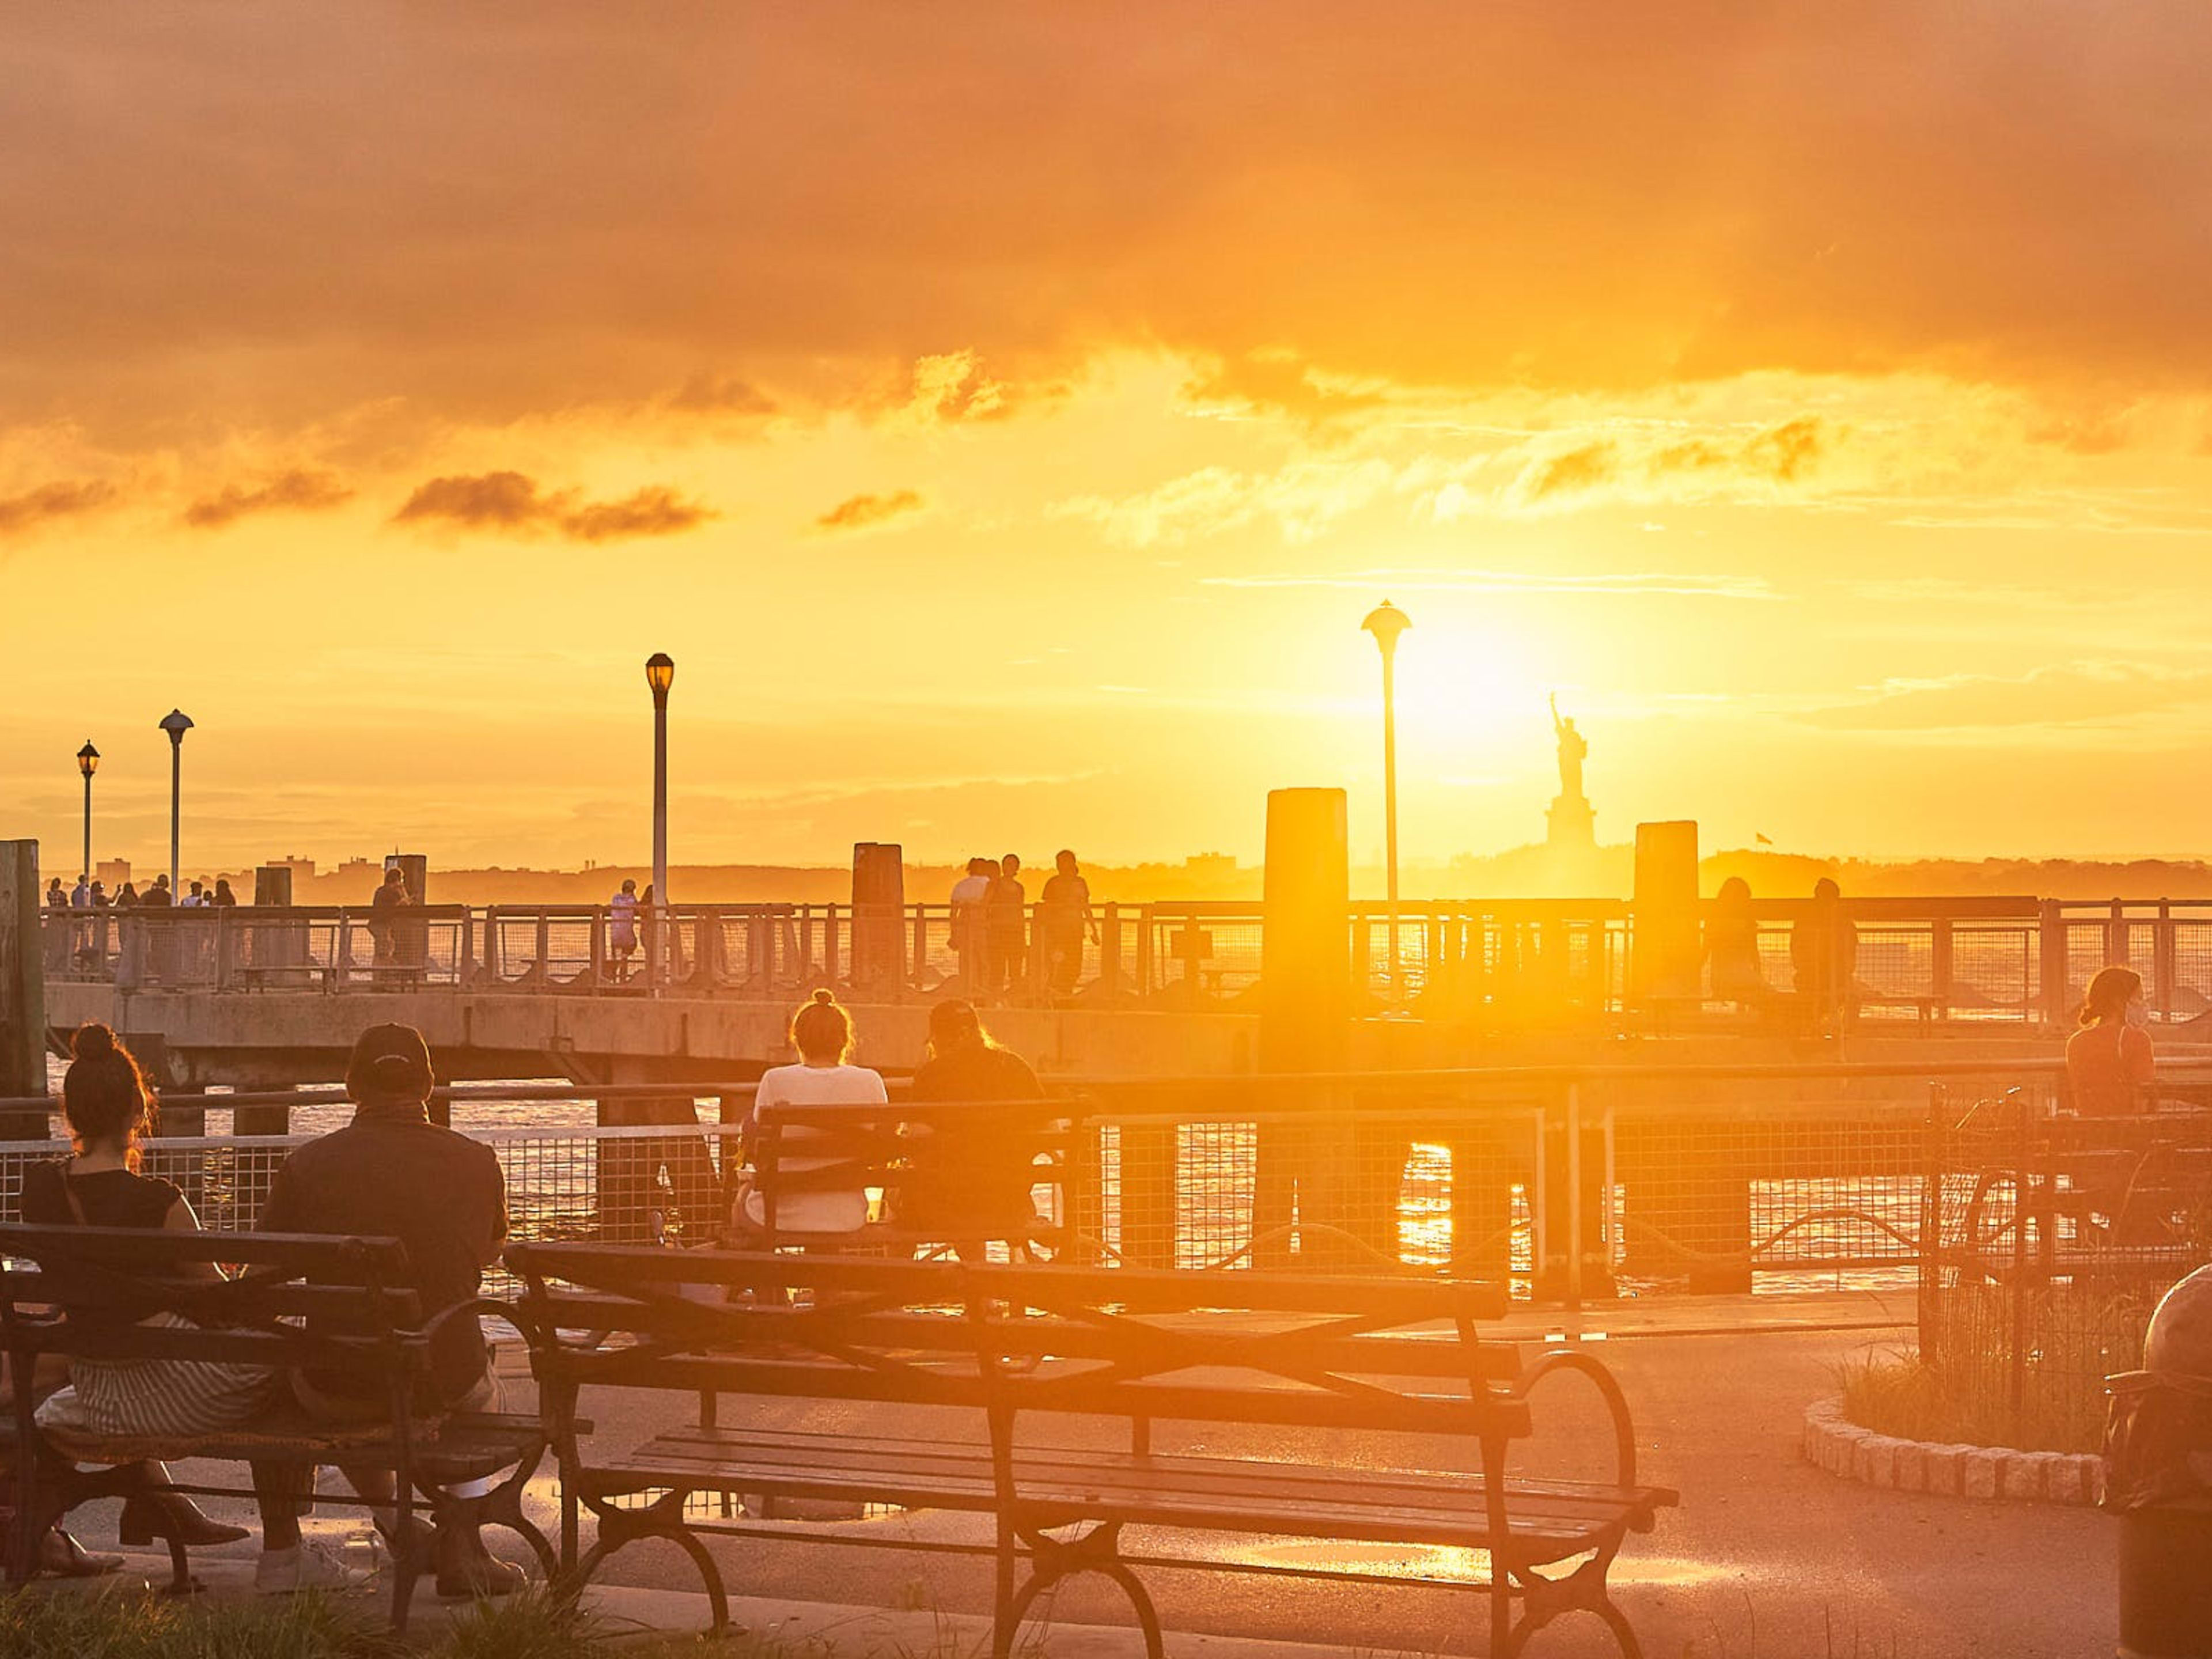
[1360,601,1411,999]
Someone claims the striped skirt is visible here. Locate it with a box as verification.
[46,1313,278,1440]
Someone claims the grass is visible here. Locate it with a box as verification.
[0,1587,1001,1659]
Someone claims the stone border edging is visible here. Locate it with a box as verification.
[1802,1396,2103,1506]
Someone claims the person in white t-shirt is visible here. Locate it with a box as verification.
[733,990,885,1240]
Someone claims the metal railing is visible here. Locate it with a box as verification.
[40,895,2212,1024]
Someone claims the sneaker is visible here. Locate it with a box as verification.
[255,1540,366,1595]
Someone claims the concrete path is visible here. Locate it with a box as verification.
[86,1296,2118,1657]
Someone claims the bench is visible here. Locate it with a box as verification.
[745,1099,1078,1260]
[506,1244,1677,1657]
[0,1224,554,1629]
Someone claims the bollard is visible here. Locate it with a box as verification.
[2106,1266,2212,1658]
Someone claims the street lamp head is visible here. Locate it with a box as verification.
[1361,599,1411,660]
[645,652,675,706]
[158,710,194,747]
[77,740,100,778]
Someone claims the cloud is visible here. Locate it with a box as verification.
[562,486,715,541]
[183,467,353,528]
[1183,351,1385,423]
[392,471,714,540]
[0,478,118,535]
[1054,460,1394,546]
[903,352,1010,423]
[1801,662,2212,731]
[816,490,924,532]
[666,373,776,415]
[1506,418,1827,510]
[1204,566,1778,600]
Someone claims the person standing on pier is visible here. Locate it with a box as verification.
[608,878,641,982]
[259,1023,521,1597]
[987,854,1027,997]
[1037,849,1097,998]
[368,865,408,977]
[949,857,993,993]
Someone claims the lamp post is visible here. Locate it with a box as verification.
[75,741,99,882]
[1360,600,1410,999]
[157,711,192,898]
[645,654,674,990]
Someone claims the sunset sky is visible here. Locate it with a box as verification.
[7,5,2212,878]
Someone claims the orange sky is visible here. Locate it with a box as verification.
[7,5,2212,877]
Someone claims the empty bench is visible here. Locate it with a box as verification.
[507,1244,1677,1657]
[0,1224,552,1628]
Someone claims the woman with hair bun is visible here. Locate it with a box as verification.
[731,990,887,1240]
[20,1026,354,1591]
[2067,965,2155,1116]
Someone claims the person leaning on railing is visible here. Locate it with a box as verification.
[2065,965,2156,1116]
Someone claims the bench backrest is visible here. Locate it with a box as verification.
[0,1224,426,1383]
[506,1244,1528,1444]
[749,1099,1074,1238]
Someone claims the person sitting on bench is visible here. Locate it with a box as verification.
[895,1000,1048,1255]
[259,1023,520,1599]
[24,1024,350,1593]
[729,990,886,1245]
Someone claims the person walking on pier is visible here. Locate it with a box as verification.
[1037,849,1097,998]
[260,1024,521,1597]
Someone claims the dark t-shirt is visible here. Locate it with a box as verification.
[22,1161,180,1230]
[261,1105,507,1403]
[904,1046,1048,1233]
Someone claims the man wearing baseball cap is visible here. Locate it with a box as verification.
[261,1022,518,1597]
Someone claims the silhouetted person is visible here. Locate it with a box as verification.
[1037,849,1097,997]
[142,875,173,907]
[368,866,408,976]
[113,882,138,909]
[897,1000,1049,1255]
[987,853,1027,995]
[1705,876,1764,1011]
[949,857,993,992]
[2067,965,2154,1116]
[608,878,640,981]
[211,878,237,907]
[1790,878,1857,1035]
[260,1024,519,1597]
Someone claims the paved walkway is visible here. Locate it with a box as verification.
[76,1293,2116,1657]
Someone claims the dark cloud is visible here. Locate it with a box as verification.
[817,490,924,532]
[4,6,2211,437]
[0,478,119,535]
[393,471,546,528]
[183,467,354,528]
[393,471,713,541]
[666,373,776,415]
[561,485,714,541]
[1743,418,1823,483]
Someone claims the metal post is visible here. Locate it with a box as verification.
[1565,1082,1584,1313]
[1381,643,1400,999]
[652,695,669,991]
[81,770,92,884]
[168,737,182,896]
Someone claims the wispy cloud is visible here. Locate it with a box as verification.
[1802,662,2212,731]
[0,478,118,536]
[1203,566,1779,600]
[184,468,353,528]
[1054,460,1394,547]
[1502,417,1827,512]
[816,489,924,532]
[392,471,714,541]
